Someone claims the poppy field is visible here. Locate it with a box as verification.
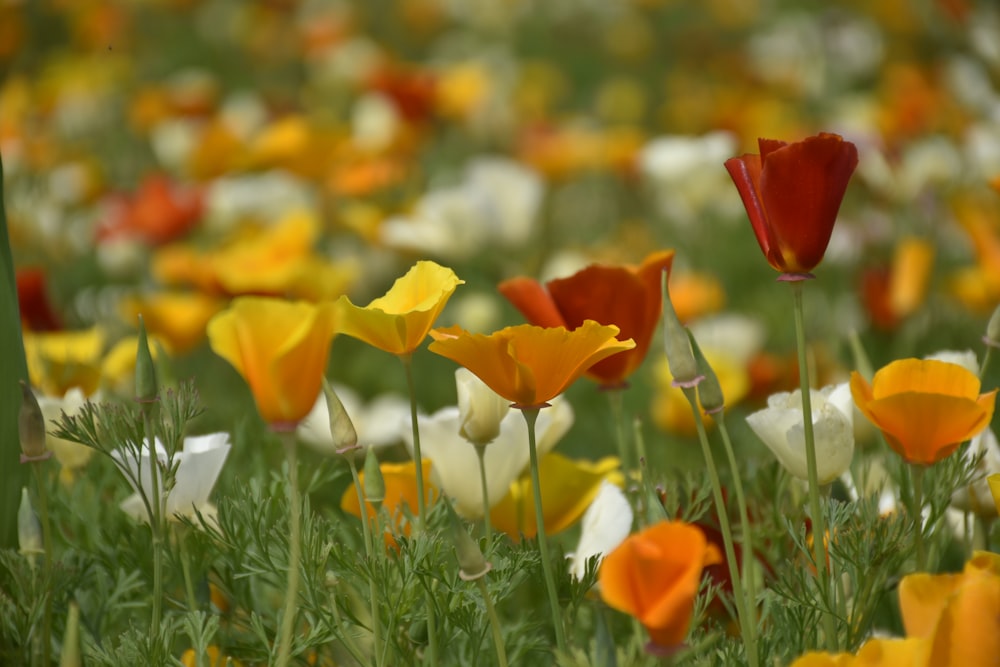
[5,1,1000,666]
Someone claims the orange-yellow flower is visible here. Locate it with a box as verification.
[428,321,635,408]
[498,250,674,387]
[336,261,463,356]
[790,638,928,667]
[340,460,436,541]
[850,359,997,465]
[207,297,337,429]
[121,291,223,355]
[898,551,1000,666]
[23,327,105,397]
[599,520,721,651]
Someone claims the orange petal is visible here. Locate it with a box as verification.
[899,572,963,638]
[497,277,567,329]
[865,393,993,464]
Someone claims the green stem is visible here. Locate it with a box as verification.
[30,463,53,667]
[981,346,994,380]
[398,354,439,665]
[177,526,204,667]
[329,587,368,666]
[475,445,494,552]
[606,388,631,474]
[911,464,926,571]
[681,389,756,667]
[275,432,302,667]
[476,577,509,667]
[348,456,372,553]
[521,406,568,654]
[634,416,666,526]
[141,410,164,639]
[715,415,758,663]
[790,281,838,651]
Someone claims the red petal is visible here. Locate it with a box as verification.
[497,277,567,329]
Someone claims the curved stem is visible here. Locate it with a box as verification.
[681,389,756,667]
[790,281,838,651]
[476,578,509,667]
[275,432,301,667]
[521,407,567,654]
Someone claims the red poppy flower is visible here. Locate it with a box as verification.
[498,250,674,387]
[96,174,203,246]
[725,133,858,275]
[16,267,62,332]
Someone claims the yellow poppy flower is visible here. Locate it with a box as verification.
[23,327,105,397]
[340,460,436,540]
[599,520,721,651]
[207,297,337,429]
[428,321,635,408]
[789,638,928,667]
[121,291,223,355]
[489,454,621,540]
[850,359,997,465]
[101,334,165,398]
[899,551,1000,666]
[336,261,463,356]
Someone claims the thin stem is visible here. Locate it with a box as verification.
[521,406,568,654]
[141,410,164,639]
[911,464,926,571]
[634,416,666,526]
[981,346,994,380]
[367,500,387,667]
[177,526,204,667]
[398,354,439,665]
[790,281,838,651]
[475,444,494,552]
[476,578,509,667]
[400,354,428,526]
[30,463,53,667]
[275,432,302,667]
[347,456,372,553]
[681,388,757,667]
[329,587,368,665]
[606,387,631,473]
[715,415,759,662]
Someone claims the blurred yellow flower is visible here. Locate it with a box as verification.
[207,297,337,429]
[490,454,622,540]
[340,460,437,540]
[24,327,105,397]
[651,352,750,437]
[790,638,928,667]
[121,291,224,354]
[851,359,997,465]
[337,261,463,356]
[101,334,164,398]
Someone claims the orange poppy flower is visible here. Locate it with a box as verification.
[428,321,635,408]
[850,359,997,465]
[898,551,1000,666]
[121,291,224,355]
[95,173,203,246]
[599,520,721,651]
[725,133,858,276]
[336,261,463,356]
[207,297,337,429]
[340,460,437,541]
[861,237,935,331]
[498,250,673,388]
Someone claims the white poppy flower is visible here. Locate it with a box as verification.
[746,383,855,485]
[403,396,574,518]
[114,433,231,525]
[456,368,510,446]
[297,383,410,455]
[566,481,633,581]
[35,387,96,475]
[925,349,979,375]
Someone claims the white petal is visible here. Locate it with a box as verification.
[567,481,633,581]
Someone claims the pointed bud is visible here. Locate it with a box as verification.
[18,381,50,462]
[661,271,701,387]
[60,602,82,667]
[362,447,385,508]
[986,303,1000,349]
[687,332,724,415]
[323,379,359,454]
[135,316,158,406]
[444,499,491,581]
[18,488,43,558]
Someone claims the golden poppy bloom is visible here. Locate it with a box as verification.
[24,327,105,397]
[498,250,674,388]
[207,297,337,429]
[599,520,721,651]
[850,359,997,465]
[898,551,1000,666]
[789,638,928,667]
[428,321,635,408]
[489,454,622,540]
[725,133,858,275]
[121,291,224,355]
[340,460,437,541]
[336,261,464,356]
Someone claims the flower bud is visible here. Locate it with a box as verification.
[18,381,49,462]
[362,447,385,508]
[661,271,701,387]
[444,499,491,581]
[18,488,43,558]
[456,368,509,446]
[323,379,358,454]
[687,332,724,414]
[62,602,82,667]
[135,316,159,405]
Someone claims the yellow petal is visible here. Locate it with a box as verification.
[899,572,963,638]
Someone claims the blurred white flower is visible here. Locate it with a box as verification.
[746,383,855,485]
[925,349,979,375]
[351,92,401,151]
[566,481,633,581]
[35,387,96,479]
[204,171,316,233]
[403,395,574,518]
[688,314,766,367]
[115,433,231,525]
[297,383,410,455]
[380,156,543,259]
[456,368,510,446]
[951,426,1000,518]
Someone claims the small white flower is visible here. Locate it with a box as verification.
[746,383,855,485]
[566,481,633,581]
